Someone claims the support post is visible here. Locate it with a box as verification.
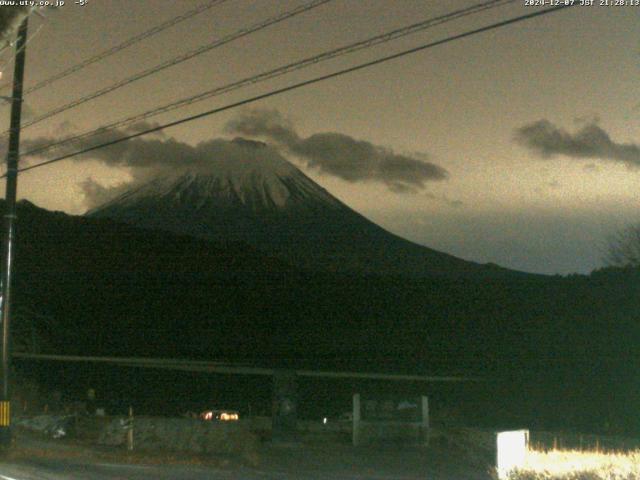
[127,406,134,451]
[272,370,297,443]
[421,395,429,444]
[0,17,29,448]
[352,393,361,446]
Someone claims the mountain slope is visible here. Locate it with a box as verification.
[87,139,521,278]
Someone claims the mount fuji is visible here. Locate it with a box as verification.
[87,138,515,278]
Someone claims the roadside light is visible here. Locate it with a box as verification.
[220,412,239,421]
[200,410,239,421]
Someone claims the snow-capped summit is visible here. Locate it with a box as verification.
[92,138,342,215]
[88,140,513,277]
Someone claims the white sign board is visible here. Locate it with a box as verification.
[496,429,529,479]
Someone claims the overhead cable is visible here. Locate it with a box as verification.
[4,0,333,135]
[14,4,576,176]
[24,0,514,158]
[2,0,230,95]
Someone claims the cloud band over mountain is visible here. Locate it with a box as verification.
[23,110,449,208]
[515,119,640,166]
[23,124,292,208]
[226,109,448,192]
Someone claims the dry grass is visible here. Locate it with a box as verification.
[4,442,243,468]
[507,448,640,479]
[9,428,259,468]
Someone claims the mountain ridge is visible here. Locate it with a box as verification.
[87,142,533,279]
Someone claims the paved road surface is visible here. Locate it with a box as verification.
[0,457,435,480]
[0,436,491,479]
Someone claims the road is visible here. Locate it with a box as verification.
[0,459,236,480]
[0,434,491,479]
[0,457,436,480]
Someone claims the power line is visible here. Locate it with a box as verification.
[5,0,333,135]
[13,353,478,381]
[13,4,575,177]
[0,0,230,95]
[23,0,514,159]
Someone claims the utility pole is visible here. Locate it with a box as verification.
[0,17,29,448]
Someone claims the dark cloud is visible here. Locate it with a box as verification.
[515,119,640,166]
[19,120,169,163]
[226,109,448,192]
[0,6,31,49]
[78,177,131,208]
[122,121,168,138]
[23,129,295,209]
[25,110,448,208]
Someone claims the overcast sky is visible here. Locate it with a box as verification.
[1,0,638,275]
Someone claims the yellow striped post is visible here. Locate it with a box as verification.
[0,401,10,427]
